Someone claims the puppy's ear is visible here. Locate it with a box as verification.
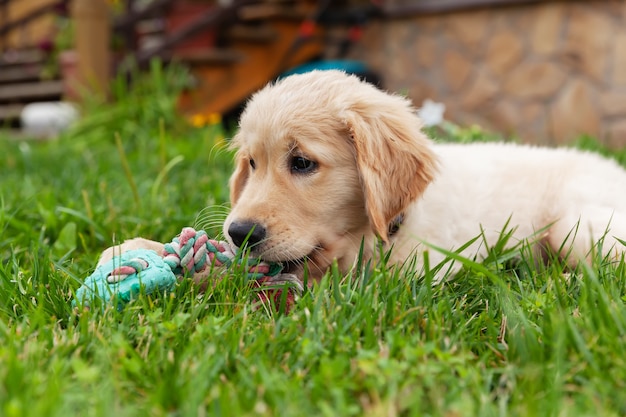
[229,152,249,206]
[343,94,438,242]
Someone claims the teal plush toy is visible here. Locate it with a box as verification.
[73,228,285,310]
[73,249,176,310]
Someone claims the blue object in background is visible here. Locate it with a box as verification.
[280,59,368,77]
[280,59,381,87]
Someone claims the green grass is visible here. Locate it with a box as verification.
[2,65,626,416]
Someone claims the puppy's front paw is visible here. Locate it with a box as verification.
[97,238,165,267]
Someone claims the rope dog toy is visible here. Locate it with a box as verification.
[73,227,300,311]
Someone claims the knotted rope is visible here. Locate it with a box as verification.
[75,227,300,313]
[107,227,283,284]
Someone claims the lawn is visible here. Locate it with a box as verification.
[1,64,626,416]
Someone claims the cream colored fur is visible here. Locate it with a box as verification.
[101,70,626,283]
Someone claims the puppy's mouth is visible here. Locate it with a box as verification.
[280,256,308,274]
[261,245,322,276]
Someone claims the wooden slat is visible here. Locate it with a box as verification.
[136,19,165,37]
[0,80,63,102]
[132,0,260,68]
[227,24,278,43]
[238,3,310,21]
[381,0,546,16]
[0,0,66,36]
[178,17,323,116]
[113,0,172,30]
[0,64,42,83]
[0,48,44,67]
[0,103,24,120]
[173,48,244,65]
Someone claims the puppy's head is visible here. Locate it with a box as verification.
[223,70,437,279]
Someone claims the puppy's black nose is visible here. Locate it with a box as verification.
[227,221,266,248]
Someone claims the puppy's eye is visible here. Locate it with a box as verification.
[290,156,317,174]
[249,159,256,170]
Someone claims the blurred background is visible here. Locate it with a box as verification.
[0,0,625,146]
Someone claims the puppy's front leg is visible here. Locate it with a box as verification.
[97,238,165,267]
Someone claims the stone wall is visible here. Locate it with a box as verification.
[347,1,626,147]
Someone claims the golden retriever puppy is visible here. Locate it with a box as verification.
[101,70,626,285]
[223,70,626,282]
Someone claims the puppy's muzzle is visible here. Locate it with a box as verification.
[228,220,266,248]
